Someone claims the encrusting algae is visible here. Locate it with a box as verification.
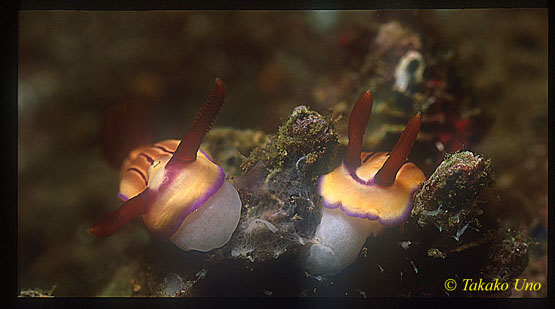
[241,105,340,176]
[399,151,532,297]
[412,151,495,236]
[221,105,340,262]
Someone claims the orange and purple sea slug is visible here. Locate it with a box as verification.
[89,79,242,252]
[304,90,426,276]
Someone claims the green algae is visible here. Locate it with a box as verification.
[241,105,340,178]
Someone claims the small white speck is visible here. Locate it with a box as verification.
[452,224,469,241]
[357,290,367,298]
[304,271,323,282]
[399,240,412,250]
[410,260,419,274]
[196,269,207,279]
[252,219,279,233]
[435,141,445,152]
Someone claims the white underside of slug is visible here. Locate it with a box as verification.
[169,180,241,252]
[304,206,383,276]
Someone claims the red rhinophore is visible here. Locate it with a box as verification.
[374,112,422,186]
[170,78,226,164]
[344,90,373,171]
[90,79,227,239]
[89,192,146,237]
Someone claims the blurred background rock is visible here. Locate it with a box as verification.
[18,10,547,296]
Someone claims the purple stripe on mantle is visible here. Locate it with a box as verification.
[317,167,417,226]
[341,160,377,186]
[199,149,215,163]
[145,158,226,238]
[117,192,129,201]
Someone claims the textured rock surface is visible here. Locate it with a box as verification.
[412,151,495,236]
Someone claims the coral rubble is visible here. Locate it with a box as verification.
[221,105,339,262]
[399,151,532,297]
[411,151,494,237]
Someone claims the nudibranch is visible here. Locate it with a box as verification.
[304,90,426,276]
[90,78,242,252]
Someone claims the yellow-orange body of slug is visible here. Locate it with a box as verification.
[90,79,242,252]
[318,90,426,226]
